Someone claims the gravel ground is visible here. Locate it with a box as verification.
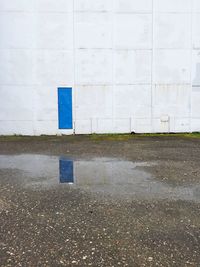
[0,135,200,267]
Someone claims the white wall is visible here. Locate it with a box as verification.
[0,0,200,135]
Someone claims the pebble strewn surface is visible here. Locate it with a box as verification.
[0,136,200,266]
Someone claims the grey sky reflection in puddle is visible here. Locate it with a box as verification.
[0,154,200,202]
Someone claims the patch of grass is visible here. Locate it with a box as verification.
[140,132,200,139]
[90,134,133,141]
[90,133,200,141]
[0,135,30,142]
[0,132,200,142]
[182,132,200,138]
[0,135,76,142]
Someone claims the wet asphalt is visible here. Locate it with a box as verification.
[0,135,200,267]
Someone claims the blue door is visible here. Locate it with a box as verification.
[58,88,73,129]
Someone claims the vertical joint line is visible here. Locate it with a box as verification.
[151,0,154,131]
[190,2,193,132]
[73,0,76,133]
[111,0,115,130]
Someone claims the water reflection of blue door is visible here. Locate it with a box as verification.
[59,158,74,184]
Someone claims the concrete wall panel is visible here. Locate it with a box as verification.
[74,0,113,12]
[192,50,200,86]
[173,118,191,132]
[36,13,73,49]
[75,13,112,49]
[33,121,60,136]
[75,86,112,120]
[36,0,73,12]
[0,0,34,11]
[114,14,152,49]
[115,0,152,13]
[75,120,92,134]
[193,0,200,13]
[75,50,112,85]
[0,121,34,135]
[134,118,152,133]
[152,85,191,118]
[192,14,200,49]
[191,87,200,118]
[96,119,113,134]
[191,119,200,132]
[34,86,58,121]
[114,85,151,119]
[153,50,191,84]
[154,0,191,13]
[35,50,74,86]
[0,86,34,121]
[113,119,131,134]
[154,13,191,49]
[114,50,152,84]
[0,50,34,85]
[0,13,35,49]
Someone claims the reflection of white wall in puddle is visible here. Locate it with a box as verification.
[0,154,199,202]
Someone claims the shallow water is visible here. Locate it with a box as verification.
[0,154,200,202]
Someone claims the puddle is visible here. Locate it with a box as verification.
[0,154,200,202]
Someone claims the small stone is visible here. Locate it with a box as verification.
[148,257,153,262]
